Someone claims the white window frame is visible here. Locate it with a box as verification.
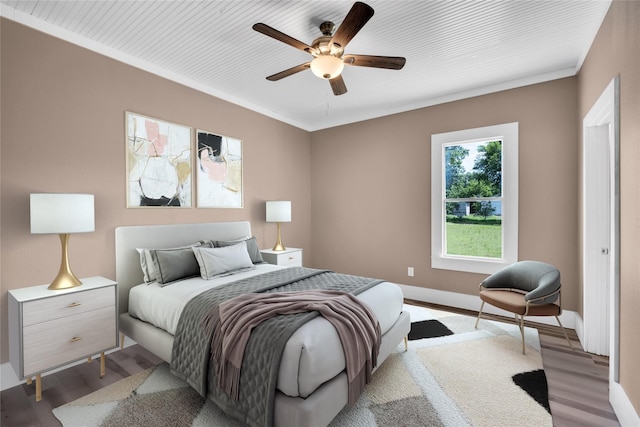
[431,122,518,274]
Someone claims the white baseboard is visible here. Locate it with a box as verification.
[610,380,640,426]
[398,284,578,329]
[1,339,135,392]
[1,363,22,391]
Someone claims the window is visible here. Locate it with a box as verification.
[431,122,518,274]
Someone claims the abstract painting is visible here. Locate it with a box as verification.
[196,130,243,208]
[126,112,192,207]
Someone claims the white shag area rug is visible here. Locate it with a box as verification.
[53,304,551,427]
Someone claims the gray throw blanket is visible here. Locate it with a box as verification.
[170,267,383,427]
[205,290,381,406]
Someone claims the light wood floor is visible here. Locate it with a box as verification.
[1,301,620,427]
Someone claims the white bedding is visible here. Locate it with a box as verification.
[129,263,282,335]
[128,264,404,398]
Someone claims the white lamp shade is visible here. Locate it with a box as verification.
[30,193,95,234]
[266,200,291,223]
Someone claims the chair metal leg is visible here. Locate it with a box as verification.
[515,313,526,354]
[555,315,574,350]
[475,301,485,329]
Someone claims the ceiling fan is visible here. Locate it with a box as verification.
[252,1,406,96]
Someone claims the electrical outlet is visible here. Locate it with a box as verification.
[407,267,414,277]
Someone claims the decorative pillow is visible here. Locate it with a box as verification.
[136,248,157,283]
[193,241,255,279]
[137,240,213,283]
[214,236,264,264]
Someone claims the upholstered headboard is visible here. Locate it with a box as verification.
[115,221,252,314]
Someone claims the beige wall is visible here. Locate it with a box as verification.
[0,20,312,363]
[577,1,640,414]
[1,3,638,416]
[311,77,580,308]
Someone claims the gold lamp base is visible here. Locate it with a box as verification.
[272,222,286,251]
[48,234,83,290]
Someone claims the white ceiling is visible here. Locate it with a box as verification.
[1,0,611,131]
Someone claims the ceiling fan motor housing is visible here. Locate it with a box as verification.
[311,22,344,58]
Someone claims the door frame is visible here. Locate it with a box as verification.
[581,77,620,376]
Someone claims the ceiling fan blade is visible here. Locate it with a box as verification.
[329,2,374,49]
[329,75,348,96]
[253,23,316,54]
[343,54,406,70]
[266,63,311,81]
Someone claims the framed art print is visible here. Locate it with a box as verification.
[126,112,192,207]
[196,130,243,208]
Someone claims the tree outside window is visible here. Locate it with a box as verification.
[445,140,502,258]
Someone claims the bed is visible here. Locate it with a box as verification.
[116,221,410,427]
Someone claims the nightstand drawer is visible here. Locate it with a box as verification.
[23,286,114,326]
[260,248,303,267]
[278,250,302,266]
[23,306,116,376]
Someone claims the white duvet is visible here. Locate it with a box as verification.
[128,264,404,398]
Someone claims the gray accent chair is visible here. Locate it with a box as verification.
[474,260,574,354]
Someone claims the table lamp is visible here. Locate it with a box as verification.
[266,200,291,251]
[30,193,95,290]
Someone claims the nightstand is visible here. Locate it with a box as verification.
[260,247,303,267]
[8,276,118,401]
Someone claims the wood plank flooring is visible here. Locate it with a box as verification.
[1,301,620,426]
[1,345,165,427]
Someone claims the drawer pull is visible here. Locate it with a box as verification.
[68,302,81,308]
[69,336,82,343]
[289,256,294,260]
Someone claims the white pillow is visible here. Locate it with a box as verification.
[214,236,264,264]
[192,241,255,279]
[136,248,156,283]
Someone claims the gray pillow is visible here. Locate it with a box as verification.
[193,241,255,279]
[215,236,264,264]
[137,241,208,283]
[149,242,213,285]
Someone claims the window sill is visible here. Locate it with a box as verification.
[431,256,514,275]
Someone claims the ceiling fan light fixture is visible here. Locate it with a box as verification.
[310,55,344,79]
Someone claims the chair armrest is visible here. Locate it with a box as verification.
[480,264,518,289]
[525,270,561,303]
